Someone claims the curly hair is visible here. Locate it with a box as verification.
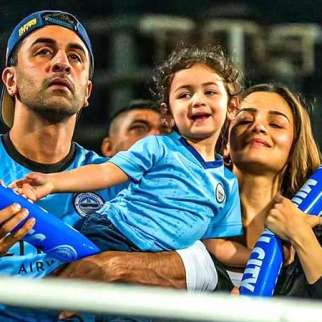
[152,44,243,106]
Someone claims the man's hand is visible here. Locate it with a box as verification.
[0,203,35,255]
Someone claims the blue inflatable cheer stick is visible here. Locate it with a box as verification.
[240,166,322,296]
[0,184,100,262]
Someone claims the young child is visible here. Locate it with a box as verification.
[15,45,244,264]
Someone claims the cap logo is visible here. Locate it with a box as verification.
[44,16,74,30]
[18,18,37,37]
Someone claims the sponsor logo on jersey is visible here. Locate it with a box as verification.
[74,192,105,217]
[215,183,226,203]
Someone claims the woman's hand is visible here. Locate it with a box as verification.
[266,194,321,242]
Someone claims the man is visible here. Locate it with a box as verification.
[101,99,166,157]
[0,10,126,321]
[0,9,218,322]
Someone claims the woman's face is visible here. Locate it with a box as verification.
[229,91,295,174]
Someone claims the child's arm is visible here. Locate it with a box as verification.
[203,239,251,268]
[13,162,129,200]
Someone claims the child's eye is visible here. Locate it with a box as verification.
[178,92,191,99]
[205,90,217,96]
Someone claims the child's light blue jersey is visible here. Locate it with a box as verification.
[0,134,124,279]
[105,131,243,251]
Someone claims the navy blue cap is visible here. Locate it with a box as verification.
[1,10,94,127]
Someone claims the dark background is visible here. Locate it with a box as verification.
[1,0,322,152]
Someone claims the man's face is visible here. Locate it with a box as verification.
[101,108,164,156]
[7,25,92,123]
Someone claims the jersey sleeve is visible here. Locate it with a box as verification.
[203,177,243,238]
[108,135,162,182]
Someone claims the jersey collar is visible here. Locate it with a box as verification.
[2,132,76,173]
[170,131,223,169]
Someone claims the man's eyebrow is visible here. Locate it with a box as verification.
[30,38,87,56]
[129,119,150,125]
[30,37,56,47]
[67,42,87,56]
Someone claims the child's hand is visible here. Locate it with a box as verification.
[10,172,55,201]
[231,287,240,295]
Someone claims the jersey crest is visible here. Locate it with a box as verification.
[73,192,105,217]
[215,183,226,203]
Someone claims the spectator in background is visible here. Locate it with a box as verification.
[101,99,167,157]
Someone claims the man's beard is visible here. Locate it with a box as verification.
[28,104,77,124]
[17,88,83,124]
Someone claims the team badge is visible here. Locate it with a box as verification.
[73,192,105,217]
[215,183,226,203]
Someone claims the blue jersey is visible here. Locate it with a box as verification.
[104,131,242,251]
[0,134,124,278]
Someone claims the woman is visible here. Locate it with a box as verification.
[226,83,322,297]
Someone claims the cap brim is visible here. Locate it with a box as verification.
[1,87,14,128]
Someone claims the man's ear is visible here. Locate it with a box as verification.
[2,67,17,97]
[101,136,114,157]
[83,80,93,108]
[227,96,240,121]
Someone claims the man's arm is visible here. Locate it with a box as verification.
[57,241,218,291]
[57,250,186,288]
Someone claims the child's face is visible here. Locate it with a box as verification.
[167,63,229,142]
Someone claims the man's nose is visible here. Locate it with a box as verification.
[51,51,71,74]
